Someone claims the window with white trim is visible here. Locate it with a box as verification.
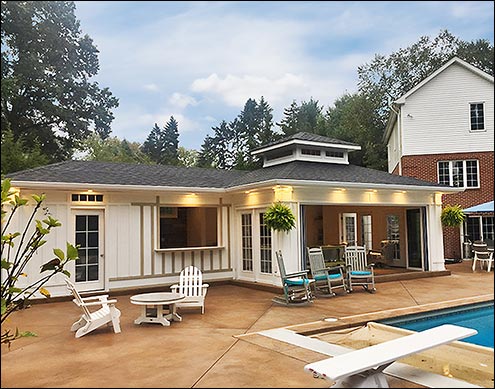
[470,103,485,131]
[438,160,479,189]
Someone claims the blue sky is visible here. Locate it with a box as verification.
[74,1,494,151]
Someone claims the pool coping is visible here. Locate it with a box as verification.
[285,294,494,336]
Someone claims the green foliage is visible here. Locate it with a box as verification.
[81,134,153,164]
[141,117,180,165]
[1,1,119,163]
[1,129,49,175]
[1,178,78,348]
[263,202,296,233]
[357,30,494,123]
[177,147,199,167]
[441,204,466,227]
[277,99,326,136]
[198,97,279,170]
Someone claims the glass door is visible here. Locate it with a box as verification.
[341,213,357,246]
[73,210,104,291]
[406,208,424,270]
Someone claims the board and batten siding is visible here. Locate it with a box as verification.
[399,62,494,156]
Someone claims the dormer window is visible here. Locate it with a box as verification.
[326,150,344,158]
[301,148,321,156]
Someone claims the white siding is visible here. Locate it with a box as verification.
[387,118,401,172]
[401,63,494,156]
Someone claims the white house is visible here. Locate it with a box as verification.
[5,132,461,297]
[383,57,494,259]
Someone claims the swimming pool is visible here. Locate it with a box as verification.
[380,301,494,348]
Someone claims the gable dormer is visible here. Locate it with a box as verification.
[252,132,361,168]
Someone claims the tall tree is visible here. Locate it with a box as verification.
[197,120,235,169]
[161,116,180,165]
[177,146,199,167]
[277,100,300,135]
[141,123,163,163]
[324,92,386,170]
[1,129,49,174]
[1,1,119,163]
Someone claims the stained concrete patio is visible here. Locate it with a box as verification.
[1,260,493,388]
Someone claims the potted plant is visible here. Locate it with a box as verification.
[263,202,296,233]
[441,204,466,227]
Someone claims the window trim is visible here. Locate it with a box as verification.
[469,101,486,132]
[437,159,480,189]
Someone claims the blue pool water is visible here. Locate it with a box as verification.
[380,301,494,348]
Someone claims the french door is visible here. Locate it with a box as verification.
[73,210,105,291]
[341,213,357,246]
[239,210,273,282]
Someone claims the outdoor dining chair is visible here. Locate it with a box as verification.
[472,241,493,272]
[344,245,376,293]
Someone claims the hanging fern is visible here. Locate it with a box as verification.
[441,204,465,227]
[263,202,296,233]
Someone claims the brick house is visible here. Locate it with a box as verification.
[384,57,494,260]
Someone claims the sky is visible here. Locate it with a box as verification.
[73,1,494,151]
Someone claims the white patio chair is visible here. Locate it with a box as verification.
[273,250,314,306]
[472,241,493,272]
[65,278,121,338]
[344,245,376,293]
[170,266,209,314]
[307,247,348,296]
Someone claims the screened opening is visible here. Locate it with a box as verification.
[159,207,218,249]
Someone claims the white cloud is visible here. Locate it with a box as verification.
[168,92,198,109]
[191,73,308,107]
[143,83,160,92]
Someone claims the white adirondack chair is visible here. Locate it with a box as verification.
[170,266,209,314]
[65,278,121,338]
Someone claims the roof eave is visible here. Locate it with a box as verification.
[9,180,227,193]
[226,179,463,194]
[252,139,361,155]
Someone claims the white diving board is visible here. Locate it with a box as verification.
[303,324,478,388]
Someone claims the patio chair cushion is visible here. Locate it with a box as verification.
[350,270,372,276]
[314,273,343,281]
[286,278,312,286]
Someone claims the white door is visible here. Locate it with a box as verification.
[73,210,105,291]
[341,213,357,246]
[239,210,273,283]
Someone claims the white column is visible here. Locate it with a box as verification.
[427,203,446,271]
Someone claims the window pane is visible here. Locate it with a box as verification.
[465,160,479,187]
[87,232,98,247]
[87,216,98,231]
[159,207,218,248]
[470,103,484,131]
[452,161,464,187]
[438,161,450,185]
[88,249,99,264]
[87,265,98,281]
[75,216,86,231]
[75,233,86,247]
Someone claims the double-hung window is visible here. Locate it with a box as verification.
[438,160,479,189]
[470,103,485,131]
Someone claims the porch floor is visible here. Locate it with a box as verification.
[2,260,493,388]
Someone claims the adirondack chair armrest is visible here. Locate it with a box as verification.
[73,298,117,307]
[80,294,110,302]
[170,284,179,292]
[202,283,209,289]
[285,270,310,279]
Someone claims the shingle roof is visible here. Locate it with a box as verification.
[6,160,248,188]
[227,161,442,188]
[251,132,359,152]
[7,160,445,190]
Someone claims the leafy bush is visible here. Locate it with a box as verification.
[1,178,78,347]
[263,202,296,233]
[441,204,466,227]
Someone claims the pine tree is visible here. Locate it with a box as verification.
[277,100,300,135]
[161,116,180,165]
[141,123,164,163]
